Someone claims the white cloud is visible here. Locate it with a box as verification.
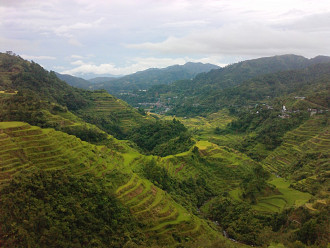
[68,38,83,47]
[21,54,56,60]
[1,0,330,73]
[53,18,104,38]
[70,55,84,59]
[162,20,209,28]
[61,56,225,76]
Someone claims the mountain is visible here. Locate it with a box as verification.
[58,62,220,94]
[0,53,236,247]
[0,52,329,247]
[130,54,330,116]
[55,72,93,89]
[88,76,119,84]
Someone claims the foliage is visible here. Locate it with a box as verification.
[75,62,219,95]
[0,169,144,248]
[10,62,90,111]
[0,90,51,126]
[240,164,271,203]
[1,53,329,248]
[139,159,214,210]
[59,125,108,143]
[0,91,109,144]
[124,56,330,116]
[220,108,309,160]
[205,197,330,246]
[128,118,195,156]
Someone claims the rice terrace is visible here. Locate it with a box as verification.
[0,1,330,247]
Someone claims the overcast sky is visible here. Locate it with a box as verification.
[1,0,330,78]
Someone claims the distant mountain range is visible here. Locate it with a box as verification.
[56,62,220,93]
[122,54,330,116]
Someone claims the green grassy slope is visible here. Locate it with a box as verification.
[0,53,155,140]
[78,90,153,135]
[0,121,240,247]
[262,114,329,197]
[252,176,311,213]
[0,122,121,186]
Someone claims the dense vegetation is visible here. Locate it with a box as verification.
[0,53,193,156]
[0,52,329,248]
[118,55,330,116]
[0,169,143,248]
[215,107,310,160]
[205,196,329,247]
[128,118,194,156]
[138,158,214,211]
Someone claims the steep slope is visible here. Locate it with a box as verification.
[262,114,329,197]
[0,52,155,140]
[0,52,195,158]
[88,76,118,84]
[55,72,93,89]
[0,53,240,246]
[0,122,236,247]
[171,54,330,95]
[202,62,330,110]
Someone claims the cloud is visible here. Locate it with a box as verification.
[162,20,209,28]
[70,55,84,59]
[2,0,330,74]
[277,12,330,32]
[53,18,104,37]
[127,21,330,57]
[60,56,225,76]
[52,18,104,46]
[21,54,56,60]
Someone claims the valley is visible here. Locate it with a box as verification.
[0,52,329,247]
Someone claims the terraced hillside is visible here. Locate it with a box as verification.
[0,53,155,141]
[262,114,329,195]
[169,141,255,183]
[124,140,259,216]
[252,176,311,213]
[0,121,233,247]
[114,174,219,247]
[81,90,153,134]
[0,122,122,186]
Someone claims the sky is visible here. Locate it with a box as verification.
[1,0,330,78]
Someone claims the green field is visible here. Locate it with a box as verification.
[252,176,311,213]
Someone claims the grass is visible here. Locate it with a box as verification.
[1,122,207,241]
[269,177,311,206]
[252,176,311,213]
[0,122,28,129]
[229,188,242,201]
[0,122,124,185]
[268,243,285,248]
[1,110,323,247]
[81,91,155,134]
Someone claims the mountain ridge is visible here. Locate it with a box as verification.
[126,54,330,116]
[57,62,220,93]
